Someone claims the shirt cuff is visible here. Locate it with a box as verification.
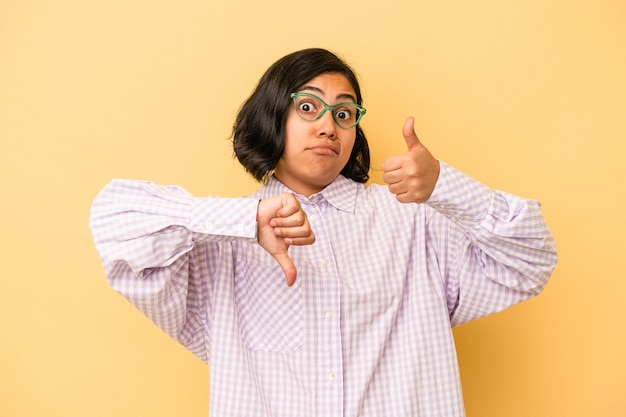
[189,196,259,239]
[425,161,493,230]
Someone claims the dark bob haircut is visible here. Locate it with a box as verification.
[232,48,370,183]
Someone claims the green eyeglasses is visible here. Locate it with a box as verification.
[290,92,366,129]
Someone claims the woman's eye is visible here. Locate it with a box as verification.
[336,109,352,120]
[299,102,315,113]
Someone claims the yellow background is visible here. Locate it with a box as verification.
[1,0,624,416]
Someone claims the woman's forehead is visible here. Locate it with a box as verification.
[299,73,357,101]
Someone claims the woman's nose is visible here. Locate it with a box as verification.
[317,110,337,138]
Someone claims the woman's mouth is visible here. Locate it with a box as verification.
[308,144,339,155]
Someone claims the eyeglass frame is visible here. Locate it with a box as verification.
[289,92,367,129]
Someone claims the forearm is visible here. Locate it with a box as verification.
[427,162,557,283]
[89,179,258,277]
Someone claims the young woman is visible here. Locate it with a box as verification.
[90,48,557,417]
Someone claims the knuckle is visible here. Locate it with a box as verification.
[404,164,419,177]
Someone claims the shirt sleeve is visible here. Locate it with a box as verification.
[425,162,558,326]
[89,179,259,361]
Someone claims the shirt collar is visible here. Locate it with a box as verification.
[257,175,360,213]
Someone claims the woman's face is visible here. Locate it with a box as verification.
[274,72,357,196]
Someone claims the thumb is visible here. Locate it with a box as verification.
[402,117,422,151]
[273,252,298,286]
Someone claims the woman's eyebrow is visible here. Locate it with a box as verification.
[300,85,357,103]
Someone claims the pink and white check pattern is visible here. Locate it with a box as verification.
[90,162,557,417]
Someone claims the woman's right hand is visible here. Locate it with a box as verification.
[257,193,315,286]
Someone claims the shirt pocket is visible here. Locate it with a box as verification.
[233,261,303,352]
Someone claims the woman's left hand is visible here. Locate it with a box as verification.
[382,117,440,204]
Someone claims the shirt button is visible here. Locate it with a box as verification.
[327,373,336,381]
[309,214,317,222]
[236,223,244,232]
[320,260,328,267]
[205,221,213,230]
[325,311,335,320]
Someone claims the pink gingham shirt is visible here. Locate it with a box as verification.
[90,161,557,417]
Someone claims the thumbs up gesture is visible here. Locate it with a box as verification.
[382,117,440,204]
